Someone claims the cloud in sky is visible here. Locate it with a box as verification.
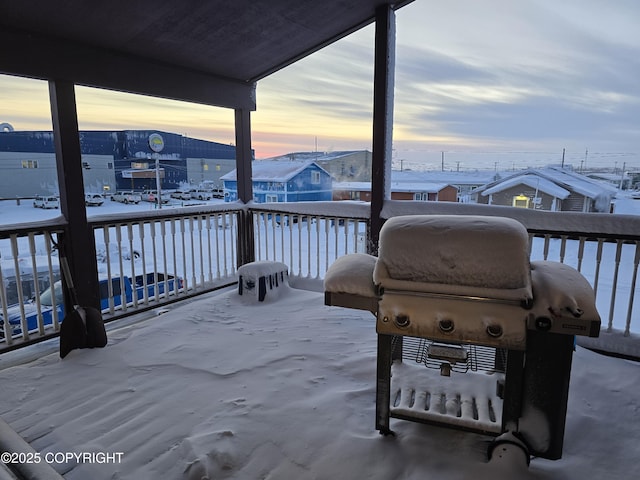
[1,0,638,167]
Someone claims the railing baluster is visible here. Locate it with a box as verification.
[0,254,12,343]
[116,224,127,313]
[297,216,302,276]
[205,214,213,282]
[189,217,196,290]
[180,218,188,295]
[271,213,277,261]
[128,223,138,309]
[170,219,178,295]
[607,240,623,332]
[10,235,28,340]
[315,216,321,279]
[198,216,205,286]
[27,233,45,336]
[139,222,149,305]
[150,220,159,300]
[324,218,330,273]
[45,232,60,332]
[559,235,567,264]
[222,214,229,278]
[625,241,639,337]
[213,214,221,279]
[577,237,585,272]
[280,215,286,263]
[543,234,551,260]
[593,239,604,298]
[289,216,294,274]
[161,220,169,299]
[104,225,114,314]
[307,217,312,277]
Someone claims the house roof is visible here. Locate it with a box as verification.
[334,180,452,194]
[475,166,618,200]
[0,1,413,109]
[221,160,327,182]
[265,150,369,162]
[481,174,571,199]
[391,169,497,186]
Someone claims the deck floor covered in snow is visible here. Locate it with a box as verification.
[0,285,638,479]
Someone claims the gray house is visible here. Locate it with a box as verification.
[472,166,618,212]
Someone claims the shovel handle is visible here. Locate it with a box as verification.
[58,249,79,306]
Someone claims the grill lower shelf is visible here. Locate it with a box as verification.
[390,361,504,434]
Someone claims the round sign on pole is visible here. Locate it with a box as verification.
[149,133,165,153]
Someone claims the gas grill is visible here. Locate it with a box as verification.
[324,215,600,463]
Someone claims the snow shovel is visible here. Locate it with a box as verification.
[57,243,107,358]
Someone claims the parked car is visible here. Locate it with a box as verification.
[170,189,192,200]
[85,193,105,206]
[190,189,213,201]
[141,190,169,204]
[33,195,60,209]
[112,191,142,204]
[1,272,183,337]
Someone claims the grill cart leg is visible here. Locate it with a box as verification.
[501,350,526,432]
[376,334,395,435]
[519,330,575,460]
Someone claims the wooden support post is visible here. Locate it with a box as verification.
[48,80,101,311]
[369,5,396,256]
[235,108,255,266]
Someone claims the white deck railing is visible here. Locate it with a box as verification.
[0,205,242,351]
[1,200,638,356]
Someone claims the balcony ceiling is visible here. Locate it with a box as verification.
[0,0,413,108]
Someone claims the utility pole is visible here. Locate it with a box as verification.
[561,148,565,168]
[584,148,588,171]
[441,151,444,171]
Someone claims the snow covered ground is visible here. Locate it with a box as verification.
[0,193,638,479]
[0,284,639,479]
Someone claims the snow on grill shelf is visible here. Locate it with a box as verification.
[389,339,504,434]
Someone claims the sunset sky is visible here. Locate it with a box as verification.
[1,0,639,170]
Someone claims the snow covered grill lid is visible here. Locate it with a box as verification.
[373,215,533,304]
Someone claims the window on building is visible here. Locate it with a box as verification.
[266,194,278,203]
[311,171,321,184]
[512,195,530,208]
[413,192,428,201]
[21,160,39,169]
[107,162,113,169]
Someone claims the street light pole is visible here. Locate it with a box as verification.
[155,153,162,209]
[148,133,165,209]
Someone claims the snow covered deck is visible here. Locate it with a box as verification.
[0,285,638,479]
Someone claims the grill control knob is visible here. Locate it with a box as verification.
[394,315,410,328]
[486,324,503,338]
[438,318,454,333]
[535,317,552,331]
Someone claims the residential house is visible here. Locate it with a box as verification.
[333,180,457,202]
[471,166,618,212]
[222,160,332,203]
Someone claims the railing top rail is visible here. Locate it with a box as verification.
[248,201,370,219]
[88,202,244,228]
[382,200,640,240]
[0,216,67,238]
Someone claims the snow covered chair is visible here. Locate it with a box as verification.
[324,214,601,465]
